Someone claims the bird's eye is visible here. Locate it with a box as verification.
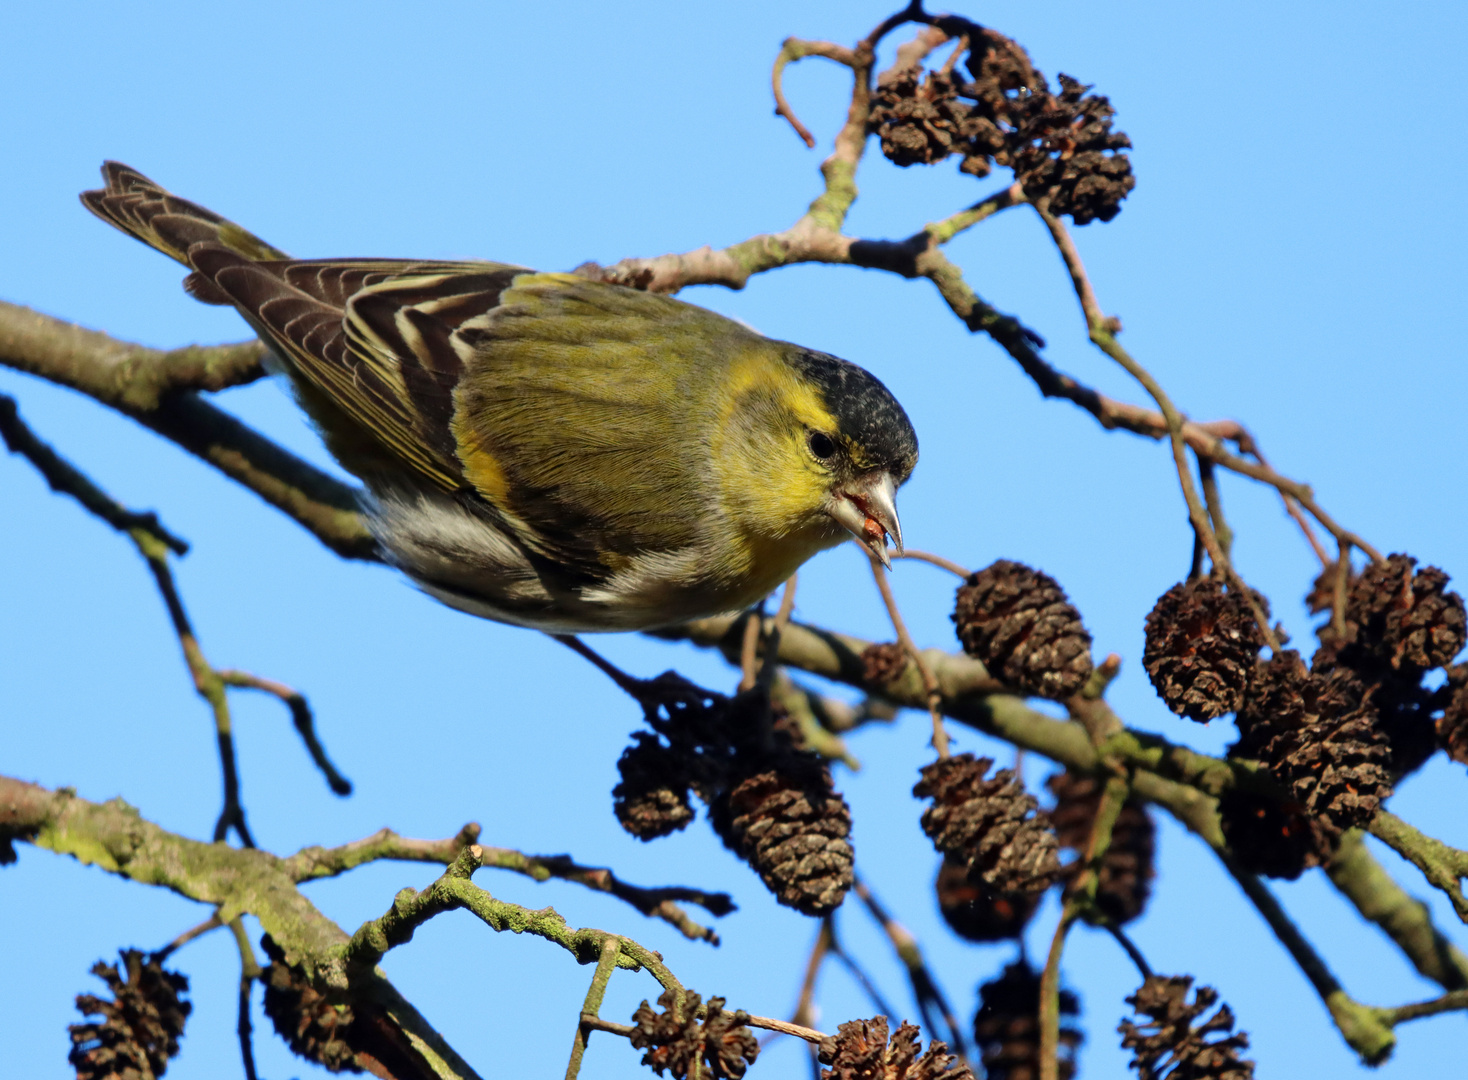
[808,431,837,460]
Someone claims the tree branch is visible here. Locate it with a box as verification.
[0,301,377,560]
[0,775,482,1080]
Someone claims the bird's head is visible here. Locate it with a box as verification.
[714,344,918,570]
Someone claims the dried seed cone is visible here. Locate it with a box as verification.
[1439,665,1468,766]
[1234,650,1394,831]
[1217,787,1335,880]
[1143,578,1266,721]
[259,935,362,1073]
[1346,554,1466,672]
[861,641,910,687]
[614,733,696,840]
[1047,771,1156,925]
[914,754,1061,895]
[69,949,191,1080]
[713,756,854,915]
[819,1015,973,1080]
[935,856,1040,942]
[953,560,1093,699]
[1118,975,1254,1080]
[1009,74,1135,225]
[973,961,1082,1080]
[630,990,758,1080]
[869,68,973,167]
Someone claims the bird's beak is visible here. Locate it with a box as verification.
[827,471,903,570]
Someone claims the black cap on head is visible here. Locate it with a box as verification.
[789,348,918,480]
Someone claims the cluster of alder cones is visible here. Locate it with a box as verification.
[1143,555,1467,878]
[612,675,855,916]
[867,23,1135,224]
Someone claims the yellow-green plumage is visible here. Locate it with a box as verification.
[80,163,918,632]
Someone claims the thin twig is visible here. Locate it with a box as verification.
[745,1015,828,1043]
[739,602,765,693]
[893,548,971,578]
[764,918,832,1054]
[566,935,622,1080]
[756,575,799,691]
[826,921,900,1021]
[218,669,352,796]
[1197,456,1233,558]
[869,557,949,758]
[284,824,733,943]
[1034,205,1278,650]
[0,393,188,554]
[0,395,257,845]
[153,912,224,960]
[1037,905,1078,1080]
[852,876,969,1062]
[771,38,859,148]
[228,916,262,1080]
[1103,921,1154,981]
[1332,542,1352,641]
[1379,989,1468,1027]
[1040,773,1129,1080]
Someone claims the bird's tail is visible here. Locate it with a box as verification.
[80,162,289,304]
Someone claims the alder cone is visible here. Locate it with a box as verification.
[1008,74,1136,225]
[860,641,910,687]
[1233,650,1395,832]
[973,961,1082,1080]
[1216,787,1335,880]
[1144,577,1266,721]
[819,1016,972,1080]
[869,67,973,167]
[1345,554,1466,673]
[1119,975,1254,1080]
[953,560,1093,699]
[914,754,1061,895]
[613,733,696,840]
[631,990,759,1080]
[69,949,191,1080]
[1439,665,1468,766]
[1259,707,1392,832]
[935,856,1040,942]
[712,755,854,916]
[260,935,362,1073]
[1047,771,1156,924]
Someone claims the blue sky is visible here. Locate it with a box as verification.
[3,2,1466,1077]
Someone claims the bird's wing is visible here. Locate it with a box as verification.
[449,273,761,584]
[186,250,527,492]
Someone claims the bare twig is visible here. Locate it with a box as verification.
[852,876,969,1061]
[1040,774,1129,1080]
[745,1015,828,1043]
[772,38,857,148]
[219,670,352,796]
[869,557,949,758]
[154,912,225,960]
[566,935,622,1080]
[1034,205,1278,649]
[0,302,376,559]
[285,824,734,943]
[228,916,263,1080]
[1379,989,1468,1027]
[893,548,971,578]
[0,393,187,554]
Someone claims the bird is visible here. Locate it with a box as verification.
[82,163,918,634]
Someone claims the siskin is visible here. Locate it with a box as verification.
[82,163,918,633]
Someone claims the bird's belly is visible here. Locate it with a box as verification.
[366,485,846,634]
